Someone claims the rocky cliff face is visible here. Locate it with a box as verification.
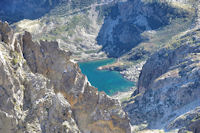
[125,21,200,132]
[0,21,131,133]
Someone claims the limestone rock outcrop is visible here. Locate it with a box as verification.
[0,21,131,133]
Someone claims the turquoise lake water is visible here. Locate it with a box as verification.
[79,59,134,95]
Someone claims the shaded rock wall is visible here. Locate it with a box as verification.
[97,0,193,57]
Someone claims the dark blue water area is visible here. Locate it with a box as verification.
[78,58,134,95]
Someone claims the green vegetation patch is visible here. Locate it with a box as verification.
[10,51,21,66]
[50,15,91,37]
[167,28,200,50]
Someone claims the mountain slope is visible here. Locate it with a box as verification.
[12,0,195,61]
[125,12,200,132]
[0,0,200,132]
[97,0,194,57]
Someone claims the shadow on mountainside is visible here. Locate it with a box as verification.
[0,0,104,24]
[0,0,61,24]
[96,0,191,57]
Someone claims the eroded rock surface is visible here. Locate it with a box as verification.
[0,21,131,133]
[125,27,200,132]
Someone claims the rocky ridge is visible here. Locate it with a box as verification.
[125,6,200,132]
[0,21,131,133]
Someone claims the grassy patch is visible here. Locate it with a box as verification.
[11,51,21,65]
[49,14,91,38]
[142,0,196,12]
[166,28,200,50]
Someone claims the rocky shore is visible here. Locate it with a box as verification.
[97,59,145,83]
[120,61,145,83]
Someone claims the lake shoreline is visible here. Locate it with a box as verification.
[79,58,134,95]
[78,58,143,101]
[76,56,109,63]
[110,87,136,102]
